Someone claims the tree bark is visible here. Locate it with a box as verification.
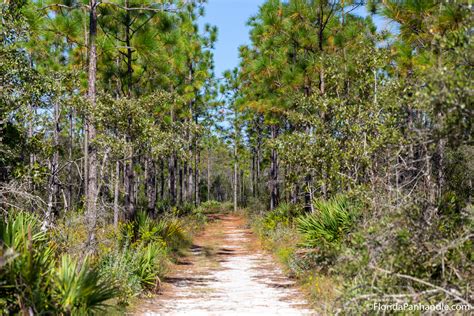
[43,100,60,230]
[146,158,157,215]
[160,158,165,200]
[178,158,183,204]
[183,160,187,202]
[124,150,135,219]
[207,148,211,201]
[233,147,238,213]
[195,147,200,205]
[85,0,98,246]
[270,125,279,211]
[67,107,74,212]
[169,154,176,205]
[113,160,120,229]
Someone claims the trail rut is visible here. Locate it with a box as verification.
[133,214,314,316]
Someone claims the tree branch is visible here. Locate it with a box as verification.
[99,1,179,13]
[371,265,473,307]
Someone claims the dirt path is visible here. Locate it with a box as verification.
[134,214,314,316]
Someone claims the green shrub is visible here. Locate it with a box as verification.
[197,200,221,214]
[119,211,190,251]
[99,241,167,303]
[98,248,142,303]
[133,242,168,289]
[0,212,56,314]
[263,203,302,231]
[297,195,357,247]
[155,200,171,214]
[0,212,120,314]
[54,255,119,314]
[172,202,195,217]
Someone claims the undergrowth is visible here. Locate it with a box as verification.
[248,192,474,314]
[0,201,212,314]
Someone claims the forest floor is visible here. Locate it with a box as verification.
[132,214,314,315]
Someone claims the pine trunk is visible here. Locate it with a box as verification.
[85,0,98,246]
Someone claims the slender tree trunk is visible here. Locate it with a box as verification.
[250,151,254,198]
[146,158,157,215]
[270,125,279,211]
[67,107,74,212]
[43,101,60,229]
[113,160,120,229]
[169,154,176,205]
[160,159,165,200]
[195,148,200,205]
[183,161,187,202]
[124,150,135,219]
[207,148,211,201]
[84,119,88,205]
[240,169,244,206]
[85,0,98,246]
[28,104,35,194]
[256,116,262,197]
[188,163,193,204]
[233,143,238,213]
[178,159,183,204]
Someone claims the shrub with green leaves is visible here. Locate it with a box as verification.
[0,212,120,314]
[118,211,190,251]
[297,195,357,247]
[99,241,168,303]
[0,212,55,314]
[197,200,222,214]
[54,255,119,314]
[264,203,302,231]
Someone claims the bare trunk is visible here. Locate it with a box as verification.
[67,108,74,211]
[188,163,193,204]
[183,161,187,202]
[43,101,60,230]
[240,169,244,206]
[195,148,200,205]
[207,148,211,201]
[233,145,238,213]
[178,159,183,204]
[147,158,156,215]
[28,104,36,194]
[169,154,176,205]
[124,150,135,219]
[113,160,120,229]
[270,125,279,211]
[160,159,165,200]
[250,150,255,198]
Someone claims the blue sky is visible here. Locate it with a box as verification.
[200,0,266,77]
[200,0,395,78]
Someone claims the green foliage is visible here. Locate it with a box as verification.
[132,242,167,289]
[54,255,119,315]
[263,203,302,231]
[99,241,167,304]
[132,211,190,251]
[0,212,55,313]
[297,195,357,247]
[0,212,120,314]
[197,200,222,214]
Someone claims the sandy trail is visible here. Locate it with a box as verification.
[133,214,314,316]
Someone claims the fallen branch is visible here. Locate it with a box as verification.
[370,265,473,308]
